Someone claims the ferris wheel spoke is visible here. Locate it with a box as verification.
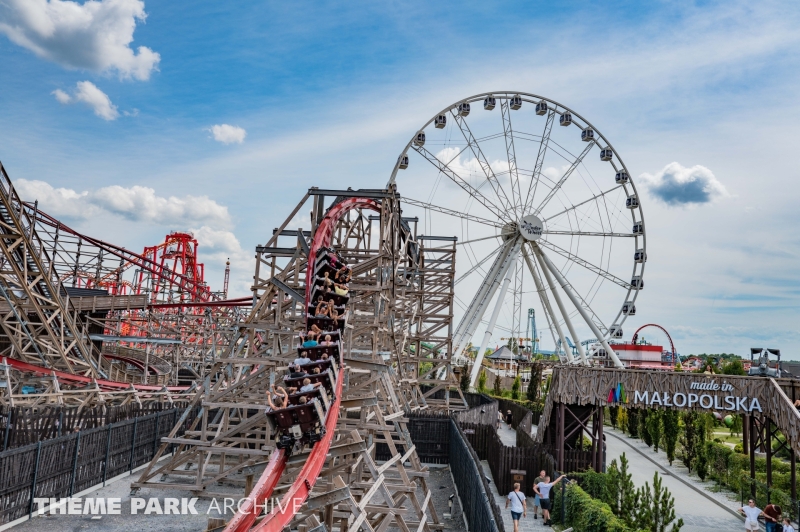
[456,234,502,245]
[530,245,608,336]
[542,185,624,224]
[499,100,523,217]
[542,230,634,238]
[537,239,630,290]
[450,112,516,211]
[455,244,503,285]
[411,144,511,221]
[402,197,505,229]
[533,141,595,216]
[524,109,556,215]
[522,246,573,363]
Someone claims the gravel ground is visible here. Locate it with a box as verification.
[425,465,468,531]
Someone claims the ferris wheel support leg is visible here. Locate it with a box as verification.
[452,238,521,359]
[534,245,624,369]
[469,264,515,387]
[531,246,588,366]
[522,248,573,365]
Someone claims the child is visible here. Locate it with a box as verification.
[783,517,794,532]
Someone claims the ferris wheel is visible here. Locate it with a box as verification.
[389,92,646,382]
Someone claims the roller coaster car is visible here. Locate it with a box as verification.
[748,348,782,378]
[296,359,335,376]
[303,343,341,364]
[267,389,329,453]
[284,369,335,394]
[306,315,347,334]
[307,302,346,314]
[318,247,347,265]
[314,251,347,274]
[311,285,350,307]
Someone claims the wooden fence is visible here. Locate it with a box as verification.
[375,410,451,464]
[0,403,189,451]
[0,407,190,525]
[456,396,499,426]
[461,422,558,495]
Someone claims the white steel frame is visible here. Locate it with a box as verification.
[390,92,647,379]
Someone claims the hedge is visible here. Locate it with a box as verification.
[551,484,635,532]
[703,441,794,509]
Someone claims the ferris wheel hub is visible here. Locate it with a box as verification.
[519,214,543,241]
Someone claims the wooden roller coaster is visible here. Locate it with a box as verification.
[0,159,464,530]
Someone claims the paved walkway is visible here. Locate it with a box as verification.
[604,427,747,532]
[481,459,549,531]
[498,419,517,446]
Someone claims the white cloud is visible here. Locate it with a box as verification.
[16,179,232,227]
[191,226,244,256]
[52,81,119,120]
[0,0,159,80]
[207,124,247,145]
[639,162,729,206]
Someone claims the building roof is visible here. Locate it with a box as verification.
[487,346,527,361]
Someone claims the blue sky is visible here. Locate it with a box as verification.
[1,0,799,357]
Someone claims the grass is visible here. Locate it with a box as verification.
[711,431,742,445]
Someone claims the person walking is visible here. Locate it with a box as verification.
[764,504,782,532]
[739,499,763,532]
[532,470,545,520]
[504,482,526,532]
[534,474,566,526]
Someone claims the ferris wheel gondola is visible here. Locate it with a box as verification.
[389,92,646,382]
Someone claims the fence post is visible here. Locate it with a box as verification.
[152,411,161,458]
[28,440,42,517]
[102,424,112,486]
[128,417,138,472]
[2,408,10,451]
[172,409,178,454]
[560,472,566,527]
[69,431,81,496]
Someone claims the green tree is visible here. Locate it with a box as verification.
[477,369,487,393]
[635,471,684,532]
[729,414,743,438]
[679,412,700,473]
[614,453,640,526]
[647,410,663,452]
[662,409,680,465]
[511,375,521,400]
[492,373,502,396]
[459,365,471,392]
[640,409,653,447]
[627,408,640,438]
[609,405,619,429]
[526,362,542,402]
[695,415,708,480]
[720,359,746,375]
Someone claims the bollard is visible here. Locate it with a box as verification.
[245,474,254,497]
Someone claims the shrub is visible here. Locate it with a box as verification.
[477,369,487,393]
[552,483,633,532]
[511,375,521,400]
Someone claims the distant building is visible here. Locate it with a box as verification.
[487,346,527,370]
